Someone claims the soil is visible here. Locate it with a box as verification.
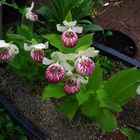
[0,63,140,140]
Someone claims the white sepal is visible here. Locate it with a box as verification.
[63,20,77,27]
[8,48,15,57]
[27,2,34,11]
[66,71,73,76]
[42,57,54,65]
[44,42,49,49]
[32,43,48,49]
[71,26,83,33]
[77,76,89,84]
[61,62,74,71]
[136,85,140,95]
[0,40,10,48]
[66,53,78,61]
[51,51,67,63]
[10,44,19,54]
[56,24,68,32]
[24,43,32,51]
[83,47,99,57]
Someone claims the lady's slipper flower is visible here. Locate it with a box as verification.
[46,62,65,83]
[42,51,73,83]
[57,20,83,48]
[0,40,19,62]
[26,2,38,21]
[24,42,49,62]
[64,72,88,95]
[66,48,99,76]
[64,77,81,95]
[75,56,95,76]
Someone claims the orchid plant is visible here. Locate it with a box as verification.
[0,0,140,134]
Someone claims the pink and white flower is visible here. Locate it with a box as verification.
[26,2,38,21]
[42,51,73,83]
[64,72,88,95]
[46,62,65,83]
[75,56,95,76]
[57,20,83,48]
[24,42,49,62]
[64,77,81,95]
[66,48,99,76]
[0,40,19,62]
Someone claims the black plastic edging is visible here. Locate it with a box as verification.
[93,42,140,68]
[0,95,48,140]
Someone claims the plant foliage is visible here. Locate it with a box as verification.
[0,107,27,140]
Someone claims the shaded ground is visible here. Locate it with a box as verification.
[94,0,140,60]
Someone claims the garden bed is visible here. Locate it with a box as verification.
[0,60,140,140]
[0,0,140,139]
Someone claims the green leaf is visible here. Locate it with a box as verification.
[17,25,33,40]
[43,33,93,53]
[80,94,101,117]
[0,117,4,128]
[95,109,117,132]
[86,62,103,91]
[43,34,70,53]
[65,11,72,21]
[83,24,103,33]
[7,34,26,44]
[78,20,92,24]
[96,88,122,112]
[0,135,4,140]
[37,6,49,17]
[105,31,113,36]
[59,96,79,120]
[105,68,140,105]
[121,128,140,140]
[76,87,94,105]
[43,84,66,100]
[76,33,93,48]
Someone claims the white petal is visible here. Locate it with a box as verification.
[136,85,140,95]
[77,76,89,84]
[33,43,47,49]
[42,57,53,65]
[66,53,79,61]
[10,44,19,54]
[8,48,15,57]
[84,48,99,57]
[51,51,67,63]
[71,26,83,33]
[66,71,73,76]
[0,40,9,48]
[63,20,77,27]
[61,62,74,71]
[24,43,32,51]
[44,42,49,49]
[56,24,68,32]
[29,2,34,10]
